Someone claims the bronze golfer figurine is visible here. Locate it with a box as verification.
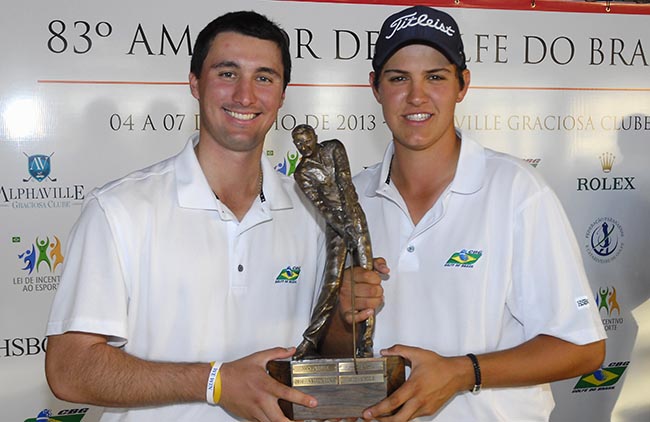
[291,123,374,359]
[266,125,403,421]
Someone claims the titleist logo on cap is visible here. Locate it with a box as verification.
[385,11,456,39]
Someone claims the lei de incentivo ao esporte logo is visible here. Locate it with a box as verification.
[12,235,64,293]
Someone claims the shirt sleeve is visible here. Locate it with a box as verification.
[46,195,129,347]
[508,186,606,345]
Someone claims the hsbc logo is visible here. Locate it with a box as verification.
[0,337,47,358]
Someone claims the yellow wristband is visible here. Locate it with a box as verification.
[206,361,222,405]
[213,368,222,404]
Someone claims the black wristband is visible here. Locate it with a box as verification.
[466,353,482,393]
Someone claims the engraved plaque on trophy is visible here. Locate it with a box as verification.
[267,356,405,421]
[267,125,405,420]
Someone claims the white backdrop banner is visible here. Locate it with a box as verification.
[1,1,648,421]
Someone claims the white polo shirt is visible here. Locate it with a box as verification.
[47,134,326,421]
[353,134,606,421]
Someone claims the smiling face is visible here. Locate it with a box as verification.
[370,44,470,153]
[189,31,285,154]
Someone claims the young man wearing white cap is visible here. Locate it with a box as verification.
[350,5,606,421]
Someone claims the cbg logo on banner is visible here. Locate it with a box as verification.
[24,408,88,422]
[0,152,85,209]
[523,158,541,168]
[11,235,64,293]
[572,361,629,394]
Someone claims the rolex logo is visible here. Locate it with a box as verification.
[577,152,634,192]
[599,153,615,173]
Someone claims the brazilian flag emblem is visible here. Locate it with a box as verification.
[446,249,483,265]
[573,364,628,389]
[275,266,301,283]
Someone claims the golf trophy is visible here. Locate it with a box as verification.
[267,125,405,420]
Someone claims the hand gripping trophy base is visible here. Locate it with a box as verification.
[267,355,405,421]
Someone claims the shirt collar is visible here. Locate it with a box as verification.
[175,133,216,210]
[366,130,485,197]
[175,133,294,211]
[450,132,485,195]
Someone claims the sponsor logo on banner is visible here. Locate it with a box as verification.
[0,152,85,209]
[273,150,301,177]
[444,249,483,268]
[11,235,63,293]
[523,158,541,168]
[25,154,56,182]
[0,336,47,358]
[572,361,629,393]
[584,217,624,263]
[24,408,88,422]
[597,286,624,331]
[275,266,301,284]
[577,152,636,191]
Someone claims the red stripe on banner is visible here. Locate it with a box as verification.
[289,83,370,88]
[37,80,650,92]
[275,0,650,15]
[37,80,189,86]
[470,86,650,91]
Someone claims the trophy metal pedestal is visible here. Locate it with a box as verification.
[267,356,405,421]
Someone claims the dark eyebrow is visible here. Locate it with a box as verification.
[382,69,409,76]
[257,66,281,78]
[427,67,453,74]
[383,67,452,76]
[212,60,239,70]
[212,61,281,78]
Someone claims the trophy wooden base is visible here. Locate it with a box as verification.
[267,356,405,421]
